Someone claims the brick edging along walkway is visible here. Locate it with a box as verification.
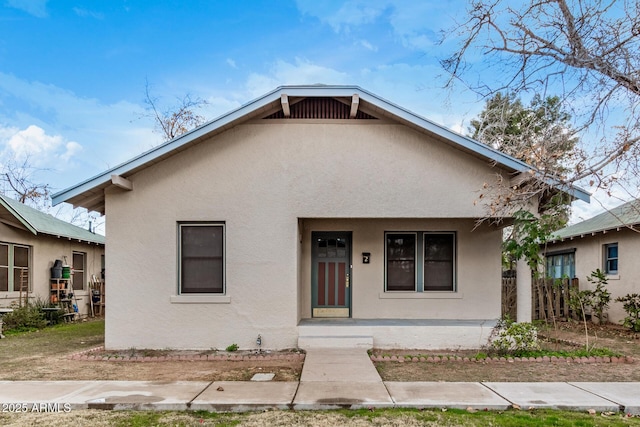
[370,355,635,364]
[68,346,306,362]
[68,347,633,364]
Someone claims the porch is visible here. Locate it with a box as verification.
[297,318,498,350]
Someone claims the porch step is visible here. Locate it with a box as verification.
[298,335,373,349]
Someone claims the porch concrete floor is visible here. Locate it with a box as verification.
[298,318,495,326]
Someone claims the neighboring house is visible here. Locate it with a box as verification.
[546,199,640,324]
[0,194,105,316]
[52,85,589,350]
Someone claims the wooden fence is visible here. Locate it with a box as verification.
[501,277,517,320]
[502,277,580,321]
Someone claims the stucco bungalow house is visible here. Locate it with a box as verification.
[0,194,105,316]
[546,199,640,324]
[52,85,589,350]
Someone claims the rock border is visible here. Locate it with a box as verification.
[370,354,635,364]
[68,346,306,362]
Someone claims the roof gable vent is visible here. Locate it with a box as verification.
[264,97,377,120]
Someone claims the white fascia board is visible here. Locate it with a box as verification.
[52,84,589,206]
[52,87,287,206]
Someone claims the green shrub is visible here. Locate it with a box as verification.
[225,343,239,352]
[2,303,46,332]
[615,293,640,332]
[569,288,593,320]
[490,318,540,356]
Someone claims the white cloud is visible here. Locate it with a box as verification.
[6,0,48,17]
[245,59,350,97]
[296,0,384,33]
[295,0,448,50]
[2,124,83,167]
[72,7,104,19]
[7,125,62,156]
[0,73,157,189]
[0,125,19,140]
[61,141,83,162]
[357,39,377,51]
[568,184,636,224]
[226,58,237,68]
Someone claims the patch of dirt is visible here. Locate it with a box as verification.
[3,357,303,382]
[1,349,304,382]
[1,319,305,382]
[373,320,640,382]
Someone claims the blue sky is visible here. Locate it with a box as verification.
[0,0,612,224]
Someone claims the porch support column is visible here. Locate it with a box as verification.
[516,258,532,323]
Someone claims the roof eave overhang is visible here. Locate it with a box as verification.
[0,198,38,235]
[52,85,590,212]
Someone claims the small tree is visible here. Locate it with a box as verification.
[442,0,640,209]
[470,93,577,177]
[503,210,565,277]
[568,286,593,351]
[586,269,611,323]
[616,293,640,332]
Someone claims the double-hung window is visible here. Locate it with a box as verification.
[0,242,30,292]
[179,223,225,294]
[72,251,86,290]
[604,243,618,275]
[423,233,455,291]
[386,233,417,291]
[545,250,576,279]
[385,232,456,292]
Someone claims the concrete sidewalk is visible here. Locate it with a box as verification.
[0,348,638,414]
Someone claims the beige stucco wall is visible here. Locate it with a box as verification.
[105,121,508,350]
[0,223,104,316]
[546,228,640,324]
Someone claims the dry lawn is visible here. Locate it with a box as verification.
[0,319,302,381]
[0,318,638,384]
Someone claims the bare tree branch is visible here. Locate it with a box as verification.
[142,80,209,142]
[0,156,51,208]
[441,0,640,218]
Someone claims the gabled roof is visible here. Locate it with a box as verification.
[0,194,105,245]
[551,199,640,241]
[52,85,590,214]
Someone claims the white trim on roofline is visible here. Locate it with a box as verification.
[52,85,590,208]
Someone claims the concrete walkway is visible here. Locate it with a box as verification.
[0,348,638,414]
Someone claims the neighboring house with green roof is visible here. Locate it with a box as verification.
[545,199,640,324]
[0,194,105,316]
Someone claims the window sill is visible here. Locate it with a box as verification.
[378,292,463,300]
[606,274,620,281]
[170,295,231,304]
